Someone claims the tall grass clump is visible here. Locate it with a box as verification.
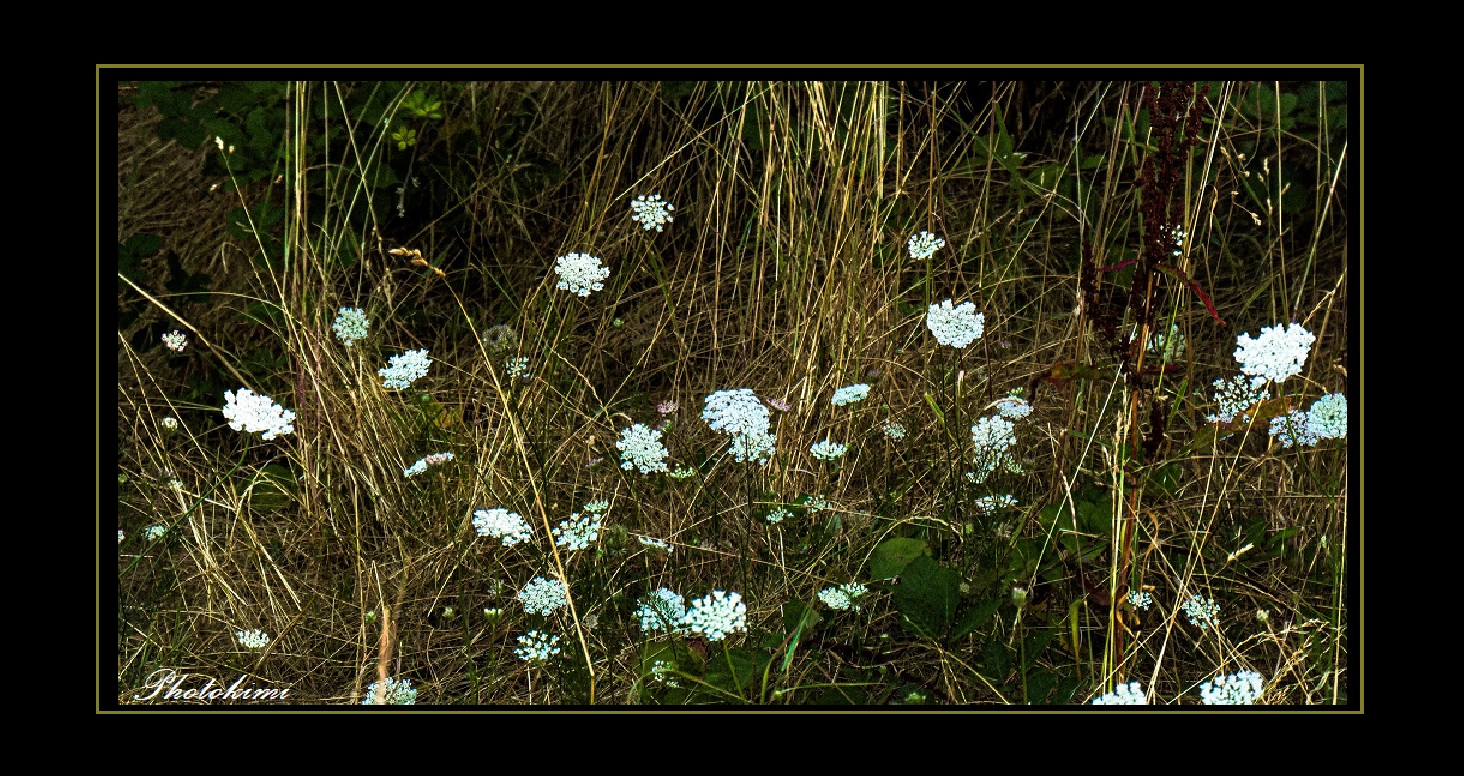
[115,78,1351,706]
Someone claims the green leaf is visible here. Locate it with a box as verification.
[982,638,1010,678]
[1025,668,1057,704]
[704,645,766,696]
[870,537,927,581]
[891,554,960,638]
[1022,629,1057,669]
[248,463,295,511]
[951,598,1002,641]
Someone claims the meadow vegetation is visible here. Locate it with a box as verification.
[114,79,1351,706]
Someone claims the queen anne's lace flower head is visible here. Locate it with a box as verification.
[907,231,946,260]
[332,307,369,347]
[995,392,1031,420]
[1126,590,1153,610]
[635,587,688,635]
[764,506,791,524]
[473,508,532,546]
[630,194,675,232]
[553,512,604,551]
[554,252,609,296]
[679,590,747,642]
[702,389,776,464]
[883,420,907,439]
[810,439,848,460]
[1234,323,1316,383]
[1208,374,1269,424]
[972,494,1018,515]
[617,423,670,474]
[222,388,297,441]
[235,629,271,649]
[831,384,870,407]
[1182,594,1219,629]
[637,536,671,552]
[362,677,417,705]
[143,525,168,541]
[1092,681,1147,705]
[926,299,985,348]
[517,576,567,616]
[1270,409,1320,448]
[818,583,868,611]
[514,630,562,662]
[1200,670,1265,705]
[379,349,432,390]
[162,329,188,352]
[1307,393,1347,440]
[969,415,1016,484]
[404,452,454,478]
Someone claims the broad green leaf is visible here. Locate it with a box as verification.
[871,537,927,581]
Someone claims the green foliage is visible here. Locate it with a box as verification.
[248,463,296,512]
[891,554,961,639]
[870,537,927,581]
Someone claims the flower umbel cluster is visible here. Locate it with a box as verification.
[235,629,271,649]
[332,307,369,347]
[637,536,671,552]
[679,590,747,642]
[969,415,1017,484]
[514,630,562,662]
[702,389,776,464]
[1092,682,1147,705]
[162,329,188,352]
[636,587,688,635]
[517,576,568,616]
[926,299,985,348]
[617,423,670,474]
[972,494,1018,515]
[831,383,870,407]
[1307,393,1347,439]
[1126,590,1153,611]
[1200,670,1265,705]
[404,451,454,478]
[143,525,168,541]
[379,349,432,390]
[883,420,907,439]
[630,194,675,232]
[1182,594,1219,629]
[810,439,848,460]
[222,388,297,441]
[504,356,529,379]
[764,506,791,524]
[362,677,417,705]
[553,512,604,551]
[472,508,533,546]
[1269,409,1320,449]
[554,252,609,296]
[818,583,869,612]
[995,392,1032,420]
[1207,374,1269,424]
[1234,322,1316,383]
[907,231,946,260]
